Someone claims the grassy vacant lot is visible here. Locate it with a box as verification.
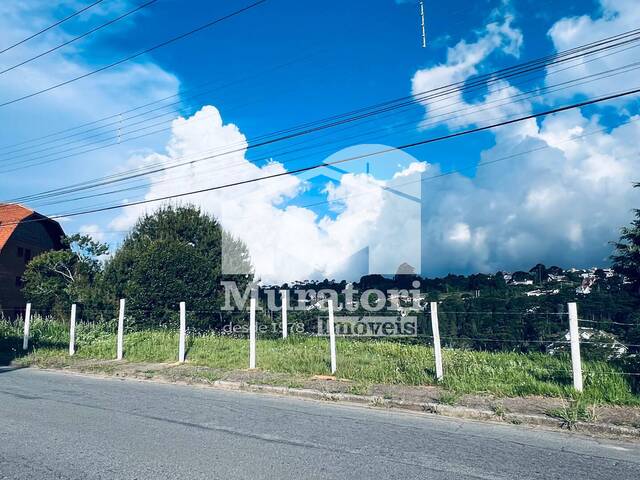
[2,317,638,406]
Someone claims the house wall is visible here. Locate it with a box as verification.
[0,221,58,315]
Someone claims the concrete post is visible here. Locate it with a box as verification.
[117,298,125,360]
[22,303,31,350]
[430,302,444,381]
[249,296,256,369]
[328,299,337,374]
[568,302,583,392]
[178,302,186,363]
[69,304,77,356]
[281,290,288,339]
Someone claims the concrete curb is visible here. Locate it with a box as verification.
[210,379,640,439]
[32,366,640,440]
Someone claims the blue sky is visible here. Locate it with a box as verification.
[0,0,638,281]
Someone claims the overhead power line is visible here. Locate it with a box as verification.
[10,55,640,209]
[3,41,638,175]
[3,83,640,228]
[3,27,638,187]
[0,0,158,76]
[29,114,640,222]
[0,0,268,108]
[7,41,640,205]
[4,50,638,213]
[1,24,638,153]
[0,54,313,155]
[0,0,105,55]
[4,26,640,212]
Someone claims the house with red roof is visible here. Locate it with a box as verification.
[0,204,65,315]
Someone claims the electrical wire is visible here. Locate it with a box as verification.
[6,39,639,172]
[0,0,158,76]
[7,34,640,206]
[2,24,638,154]
[0,0,268,108]
[3,82,640,229]
[579,318,640,327]
[19,96,640,227]
[0,53,316,157]
[0,0,105,55]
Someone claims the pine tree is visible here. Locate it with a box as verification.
[612,183,640,295]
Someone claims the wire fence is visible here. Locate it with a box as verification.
[2,301,639,393]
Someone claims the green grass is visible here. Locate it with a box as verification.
[2,317,639,406]
[547,398,598,429]
[438,390,461,406]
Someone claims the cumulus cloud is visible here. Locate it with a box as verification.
[419,111,640,275]
[78,224,106,243]
[411,5,640,276]
[546,0,640,99]
[0,0,180,227]
[110,107,426,282]
[110,5,640,281]
[411,15,523,128]
[24,1,638,282]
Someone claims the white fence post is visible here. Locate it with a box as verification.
[178,302,186,363]
[568,302,583,392]
[430,302,444,381]
[69,304,76,356]
[281,289,288,339]
[328,299,337,374]
[117,298,125,360]
[22,302,31,350]
[249,296,256,369]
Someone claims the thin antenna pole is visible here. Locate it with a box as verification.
[420,1,427,48]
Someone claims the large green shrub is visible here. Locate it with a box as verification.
[102,205,253,329]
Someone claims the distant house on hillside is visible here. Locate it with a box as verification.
[509,271,534,286]
[576,276,596,295]
[0,204,65,315]
[548,274,567,282]
[525,288,560,297]
[546,328,628,360]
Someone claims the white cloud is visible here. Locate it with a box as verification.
[15,1,639,282]
[0,1,180,216]
[546,0,640,99]
[393,161,427,178]
[110,107,426,282]
[411,15,523,129]
[108,5,640,281]
[408,7,640,276]
[415,105,640,274]
[78,224,106,243]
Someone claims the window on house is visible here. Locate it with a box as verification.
[24,249,31,263]
[17,247,23,257]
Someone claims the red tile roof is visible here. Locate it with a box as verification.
[0,204,34,250]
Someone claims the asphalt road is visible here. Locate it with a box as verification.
[0,368,638,480]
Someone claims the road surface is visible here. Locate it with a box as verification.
[0,368,638,479]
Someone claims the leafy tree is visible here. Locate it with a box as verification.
[102,205,252,329]
[493,272,507,289]
[22,234,108,317]
[512,271,533,283]
[612,183,640,295]
[529,263,547,284]
[547,266,564,276]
